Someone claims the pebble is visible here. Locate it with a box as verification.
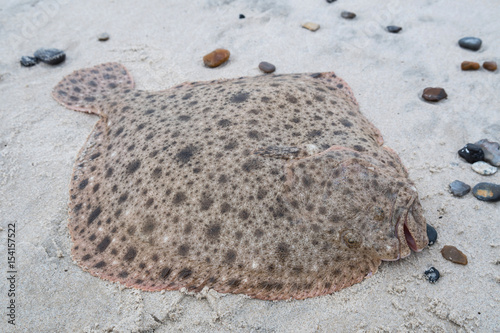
[426,224,438,246]
[461,61,480,70]
[97,33,110,41]
[449,180,471,197]
[422,87,447,102]
[472,161,498,176]
[239,14,245,19]
[341,11,356,19]
[441,245,468,265]
[424,267,440,283]
[472,182,500,202]
[458,143,484,163]
[326,0,337,3]
[483,61,497,71]
[258,61,276,74]
[203,49,230,68]
[20,55,38,67]
[475,139,500,166]
[386,26,402,33]
[302,22,320,31]
[458,37,482,51]
[34,48,66,65]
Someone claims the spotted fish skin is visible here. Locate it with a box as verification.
[53,63,428,300]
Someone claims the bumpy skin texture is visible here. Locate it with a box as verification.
[53,63,428,300]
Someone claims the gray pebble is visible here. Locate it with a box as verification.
[472,161,498,176]
[341,11,356,19]
[472,182,500,202]
[387,26,402,33]
[98,33,110,41]
[424,267,440,283]
[475,139,500,167]
[258,62,276,74]
[449,180,471,197]
[34,48,65,65]
[20,56,38,67]
[458,37,482,51]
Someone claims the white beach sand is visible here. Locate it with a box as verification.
[0,0,499,331]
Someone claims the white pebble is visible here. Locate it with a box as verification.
[472,161,498,176]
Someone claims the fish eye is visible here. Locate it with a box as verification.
[342,230,361,248]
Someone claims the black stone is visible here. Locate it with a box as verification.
[239,14,245,19]
[259,61,276,74]
[424,267,440,283]
[34,48,66,65]
[422,87,447,102]
[449,180,471,197]
[20,56,38,67]
[387,25,402,33]
[472,182,500,202]
[341,11,356,19]
[458,37,482,51]
[458,143,484,163]
[326,0,337,2]
[426,224,437,246]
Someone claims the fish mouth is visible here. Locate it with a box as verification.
[394,196,427,258]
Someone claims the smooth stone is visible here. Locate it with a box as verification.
[483,61,497,71]
[458,37,482,51]
[424,267,440,283]
[387,25,402,33]
[461,61,480,70]
[472,182,500,202]
[475,139,500,166]
[426,224,438,246]
[97,33,110,41]
[34,48,66,65]
[239,14,245,19]
[20,56,38,67]
[258,61,276,74]
[326,0,337,3]
[472,161,498,176]
[441,245,468,265]
[422,87,447,102]
[302,22,320,31]
[203,49,230,68]
[458,143,484,163]
[341,11,356,19]
[449,180,471,197]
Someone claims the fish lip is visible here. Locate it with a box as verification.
[394,196,420,257]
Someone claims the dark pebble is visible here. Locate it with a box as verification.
[239,14,245,19]
[258,61,276,74]
[424,267,440,283]
[387,26,402,33]
[458,37,482,51]
[422,87,447,102]
[341,11,356,19]
[34,48,66,65]
[426,224,438,246]
[97,33,110,41]
[472,182,500,202]
[20,56,38,67]
[458,143,484,163]
[449,180,471,197]
[326,0,337,3]
[483,61,497,71]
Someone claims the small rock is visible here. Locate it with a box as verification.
[458,37,482,51]
[449,180,471,197]
[424,267,440,283]
[20,56,38,67]
[302,22,320,31]
[387,26,402,33]
[259,61,276,74]
[441,245,468,265]
[34,48,66,65]
[458,143,484,163]
[422,87,447,102]
[341,11,356,19]
[239,14,245,19]
[203,49,230,68]
[326,0,337,3]
[426,224,438,246]
[483,61,497,71]
[472,161,498,176]
[475,139,500,166]
[472,182,500,202]
[97,33,110,41]
[461,61,480,70]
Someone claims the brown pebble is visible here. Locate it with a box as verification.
[461,61,480,71]
[258,62,276,74]
[441,245,468,265]
[203,49,230,68]
[422,87,447,102]
[483,61,497,71]
[302,22,320,32]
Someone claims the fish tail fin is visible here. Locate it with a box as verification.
[52,62,134,116]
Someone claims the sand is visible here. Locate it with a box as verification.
[0,0,499,332]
